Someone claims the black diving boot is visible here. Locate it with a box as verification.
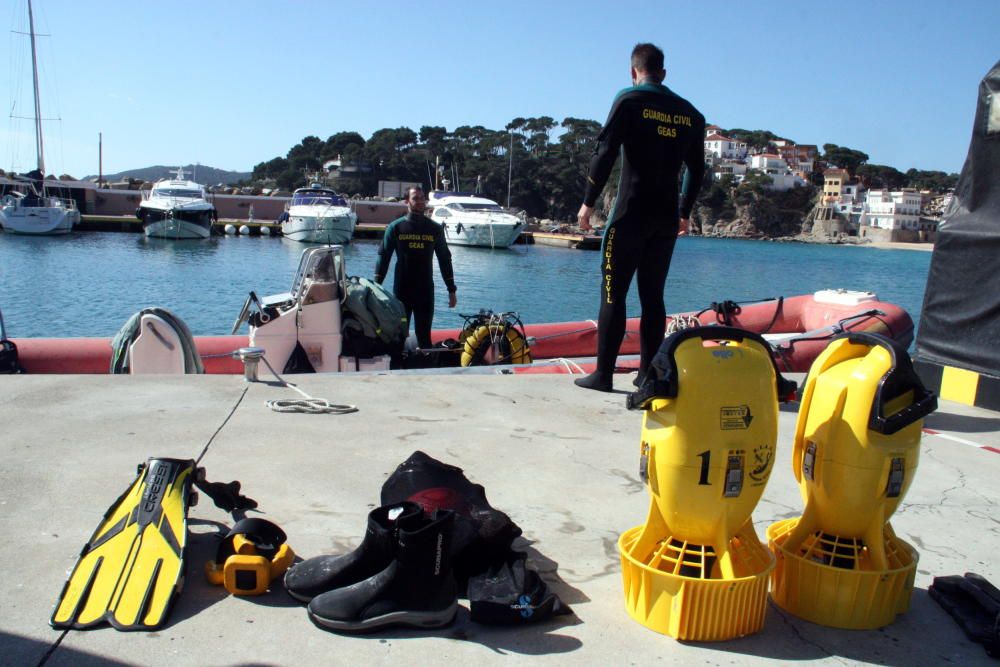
[284,502,423,603]
[633,361,651,387]
[574,371,613,392]
[307,510,458,632]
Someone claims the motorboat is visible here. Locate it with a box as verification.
[427,191,523,248]
[0,1,80,236]
[137,168,216,239]
[1,185,79,235]
[13,265,913,376]
[280,185,357,244]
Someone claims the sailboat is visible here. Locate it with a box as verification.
[0,0,80,235]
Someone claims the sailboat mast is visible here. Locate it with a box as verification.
[27,0,45,175]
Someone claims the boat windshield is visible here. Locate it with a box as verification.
[293,192,346,206]
[449,202,503,212]
[155,188,203,198]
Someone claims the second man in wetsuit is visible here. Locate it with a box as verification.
[374,186,457,348]
[575,43,706,392]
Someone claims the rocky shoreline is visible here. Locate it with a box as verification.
[699,231,934,250]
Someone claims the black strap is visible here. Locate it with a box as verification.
[214,518,287,564]
[710,300,742,325]
[194,477,258,515]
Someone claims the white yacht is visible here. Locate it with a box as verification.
[281,185,357,244]
[0,0,80,236]
[137,168,216,239]
[427,192,523,248]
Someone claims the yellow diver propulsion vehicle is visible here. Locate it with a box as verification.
[767,332,937,629]
[620,327,797,641]
[205,518,295,596]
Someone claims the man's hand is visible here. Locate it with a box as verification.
[577,204,594,232]
[679,217,690,237]
[448,291,457,308]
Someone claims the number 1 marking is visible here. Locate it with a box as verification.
[697,450,711,485]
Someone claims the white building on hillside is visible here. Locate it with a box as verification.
[863,189,922,230]
[705,124,724,138]
[749,154,788,171]
[747,154,804,191]
[704,133,749,160]
[762,173,805,191]
[713,160,748,181]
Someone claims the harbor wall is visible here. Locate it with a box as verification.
[859,225,936,243]
[88,188,406,224]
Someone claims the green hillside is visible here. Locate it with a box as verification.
[84,164,251,185]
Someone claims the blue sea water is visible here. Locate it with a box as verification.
[0,232,931,340]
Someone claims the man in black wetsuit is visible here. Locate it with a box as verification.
[374,187,457,348]
[574,43,706,392]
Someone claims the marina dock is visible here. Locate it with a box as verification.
[75,215,594,247]
[4,371,998,665]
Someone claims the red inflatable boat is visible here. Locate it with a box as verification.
[10,290,912,376]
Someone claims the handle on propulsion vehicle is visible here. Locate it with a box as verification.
[626,325,797,410]
[843,332,937,435]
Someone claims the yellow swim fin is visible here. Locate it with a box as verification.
[51,458,195,631]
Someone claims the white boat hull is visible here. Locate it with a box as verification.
[282,211,357,244]
[443,221,522,248]
[0,205,78,235]
[144,217,212,239]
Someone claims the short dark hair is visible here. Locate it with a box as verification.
[405,186,424,200]
[631,43,664,74]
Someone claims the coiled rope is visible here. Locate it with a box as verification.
[258,355,358,414]
[201,349,358,415]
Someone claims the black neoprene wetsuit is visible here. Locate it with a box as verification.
[374,212,456,348]
[583,80,706,377]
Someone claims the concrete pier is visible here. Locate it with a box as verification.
[2,371,998,665]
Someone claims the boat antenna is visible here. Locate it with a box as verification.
[28,0,45,175]
[172,166,188,180]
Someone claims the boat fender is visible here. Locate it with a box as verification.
[461,324,532,367]
[204,518,294,596]
[110,307,205,374]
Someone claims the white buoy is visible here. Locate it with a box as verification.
[239,225,251,236]
[260,225,271,236]
[224,224,237,235]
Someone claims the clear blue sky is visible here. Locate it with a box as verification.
[3,0,996,179]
